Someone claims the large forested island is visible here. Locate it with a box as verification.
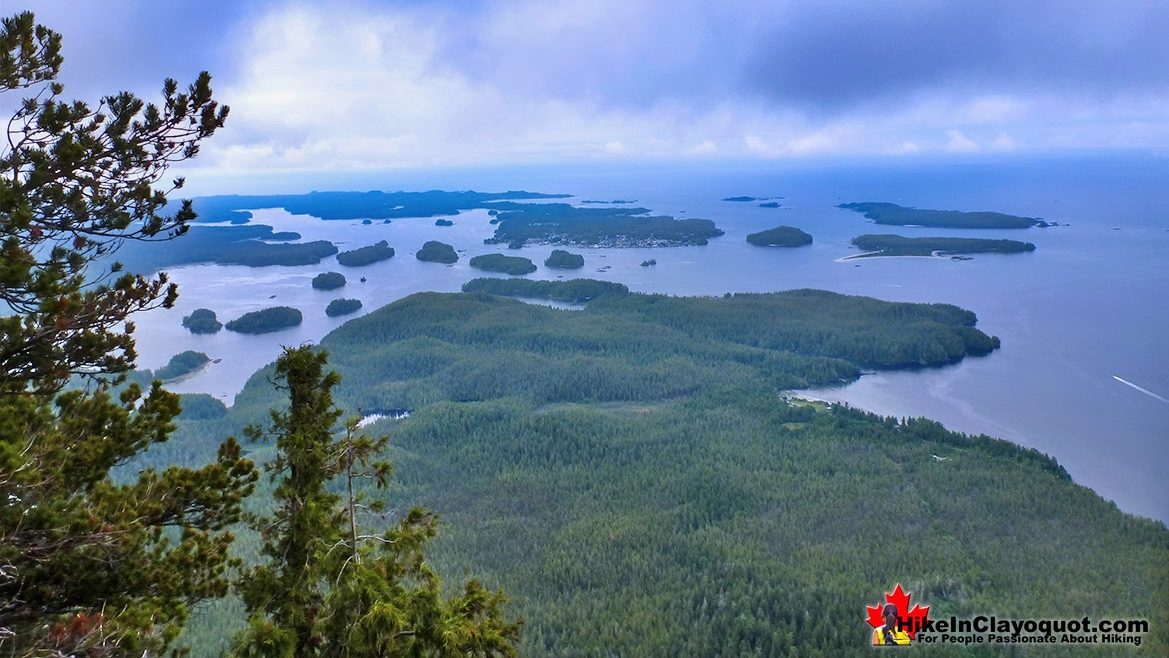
[114,224,338,274]
[224,306,303,334]
[415,240,459,263]
[850,234,1037,257]
[170,283,1167,656]
[746,225,813,247]
[485,203,723,248]
[186,189,571,222]
[336,240,395,266]
[461,277,627,303]
[469,253,537,275]
[840,201,1054,228]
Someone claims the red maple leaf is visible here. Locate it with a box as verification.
[865,584,930,639]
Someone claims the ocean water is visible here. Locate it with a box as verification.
[133,156,1169,523]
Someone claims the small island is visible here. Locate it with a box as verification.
[337,240,395,267]
[469,253,537,275]
[746,226,813,247]
[640,259,657,267]
[849,234,1037,258]
[758,201,781,208]
[267,231,301,241]
[544,249,585,269]
[325,298,363,317]
[224,306,303,334]
[722,196,757,202]
[434,219,454,227]
[153,350,211,381]
[361,219,372,225]
[311,272,346,290]
[416,240,459,263]
[462,277,629,303]
[839,202,1054,229]
[181,308,222,334]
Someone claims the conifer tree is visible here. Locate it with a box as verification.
[0,12,257,655]
[233,346,520,658]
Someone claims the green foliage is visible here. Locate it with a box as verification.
[325,298,363,317]
[462,277,627,303]
[154,350,211,381]
[839,202,1052,228]
[0,13,261,655]
[337,240,395,267]
[543,249,584,269]
[225,307,303,334]
[746,225,813,247]
[415,240,458,264]
[183,307,223,334]
[851,234,1037,257]
[179,393,229,420]
[312,272,347,291]
[203,291,1166,657]
[469,253,537,275]
[232,347,520,657]
[485,203,724,247]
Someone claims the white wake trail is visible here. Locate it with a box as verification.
[1112,376,1169,404]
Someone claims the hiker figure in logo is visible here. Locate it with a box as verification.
[872,603,911,646]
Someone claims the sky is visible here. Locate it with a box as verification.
[8,0,1169,191]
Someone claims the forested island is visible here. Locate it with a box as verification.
[325,298,363,317]
[169,287,1166,656]
[462,277,629,302]
[469,253,537,275]
[544,249,585,269]
[181,308,222,334]
[485,203,723,248]
[113,224,338,273]
[152,350,211,381]
[224,306,303,334]
[186,189,571,222]
[336,240,395,266]
[311,272,346,290]
[850,234,1037,257]
[758,201,781,208]
[434,219,453,226]
[839,201,1054,228]
[746,225,813,247]
[416,240,458,263]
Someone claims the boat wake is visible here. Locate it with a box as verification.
[1112,375,1169,404]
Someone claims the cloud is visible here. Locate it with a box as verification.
[25,0,1150,177]
[945,130,980,153]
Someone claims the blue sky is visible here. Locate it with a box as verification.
[11,0,1169,190]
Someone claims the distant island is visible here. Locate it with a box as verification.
[224,306,303,334]
[462,277,629,303]
[311,272,346,290]
[469,254,538,275]
[181,308,222,334]
[485,203,723,248]
[434,219,454,227]
[850,234,1037,258]
[186,189,571,222]
[337,240,395,267]
[416,241,458,263]
[839,202,1055,228]
[723,195,783,203]
[544,249,585,269]
[325,298,363,317]
[746,226,813,247]
[112,224,337,273]
[640,259,657,267]
[153,350,211,381]
[581,199,636,204]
